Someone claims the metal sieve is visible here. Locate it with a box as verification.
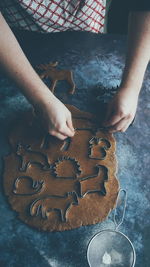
[87,190,136,267]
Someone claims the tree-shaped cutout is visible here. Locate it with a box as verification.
[53,157,82,179]
[89,137,111,160]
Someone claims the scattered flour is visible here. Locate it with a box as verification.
[102,252,112,265]
[39,250,61,267]
[102,249,123,266]
[110,249,123,265]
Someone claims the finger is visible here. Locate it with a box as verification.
[129,116,135,127]
[49,130,68,140]
[120,121,133,132]
[66,116,75,132]
[107,117,130,133]
[103,103,112,124]
[102,102,122,127]
[58,124,75,137]
[103,112,125,127]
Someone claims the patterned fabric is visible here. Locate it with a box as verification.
[0,0,106,33]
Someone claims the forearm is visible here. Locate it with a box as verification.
[121,11,150,93]
[0,12,54,106]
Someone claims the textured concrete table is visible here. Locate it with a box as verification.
[0,31,150,267]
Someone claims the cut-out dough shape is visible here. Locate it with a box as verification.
[36,62,75,94]
[78,165,108,197]
[16,143,51,171]
[89,137,111,160]
[13,176,44,196]
[30,191,78,222]
[53,157,82,179]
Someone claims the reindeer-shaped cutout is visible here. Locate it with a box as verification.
[36,62,75,94]
[89,137,111,160]
[78,165,108,197]
[30,191,78,222]
[16,143,51,172]
[13,176,44,196]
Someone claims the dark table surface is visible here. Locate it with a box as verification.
[0,31,150,267]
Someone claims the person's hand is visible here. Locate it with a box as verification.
[34,93,75,140]
[102,87,139,132]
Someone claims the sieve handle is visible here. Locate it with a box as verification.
[113,189,127,230]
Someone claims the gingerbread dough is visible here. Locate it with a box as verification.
[36,62,75,94]
[3,105,119,231]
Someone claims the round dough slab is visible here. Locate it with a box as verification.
[3,105,119,231]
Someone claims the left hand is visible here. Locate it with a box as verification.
[102,87,139,132]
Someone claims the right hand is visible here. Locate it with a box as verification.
[34,94,75,140]
[102,87,138,132]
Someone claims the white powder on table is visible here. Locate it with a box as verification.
[102,251,112,264]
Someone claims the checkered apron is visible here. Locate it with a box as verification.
[0,0,106,33]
